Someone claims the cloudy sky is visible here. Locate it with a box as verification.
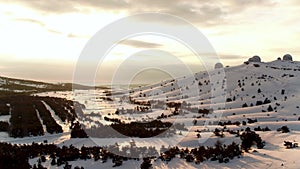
[0,0,300,84]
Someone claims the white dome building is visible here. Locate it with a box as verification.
[283,54,293,61]
[214,62,224,69]
[248,55,261,62]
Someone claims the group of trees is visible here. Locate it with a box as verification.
[214,128,225,138]
[86,119,174,138]
[0,142,32,169]
[43,97,77,123]
[254,126,271,132]
[0,121,9,132]
[110,120,174,138]
[103,116,122,123]
[70,121,88,138]
[0,142,85,169]
[0,126,267,168]
[9,96,44,137]
[158,142,242,164]
[242,99,273,109]
[0,95,85,138]
[277,126,290,133]
[218,121,241,126]
[157,108,181,119]
[247,118,258,124]
[34,101,63,134]
[212,125,270,143]
[157,107,211,120]
[129,99,151,107]
[166,102,181,108]
[0,101,9,130]
[99,96,113,101]
[240,128,265,152]
[115,106,151,115]
[283,141,298,149]
[0,102,9,115]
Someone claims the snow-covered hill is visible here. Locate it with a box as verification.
[71,58,300,168]
[127,59,300,130]
[2,58,300,168]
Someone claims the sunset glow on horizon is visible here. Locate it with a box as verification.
[1,0,300,83]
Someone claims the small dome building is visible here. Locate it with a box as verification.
[283,54,293,61]
[248,55,261,62]
[214,62,224,69]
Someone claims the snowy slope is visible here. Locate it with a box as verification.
[3,59,300,168]
[127,60,300,128]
